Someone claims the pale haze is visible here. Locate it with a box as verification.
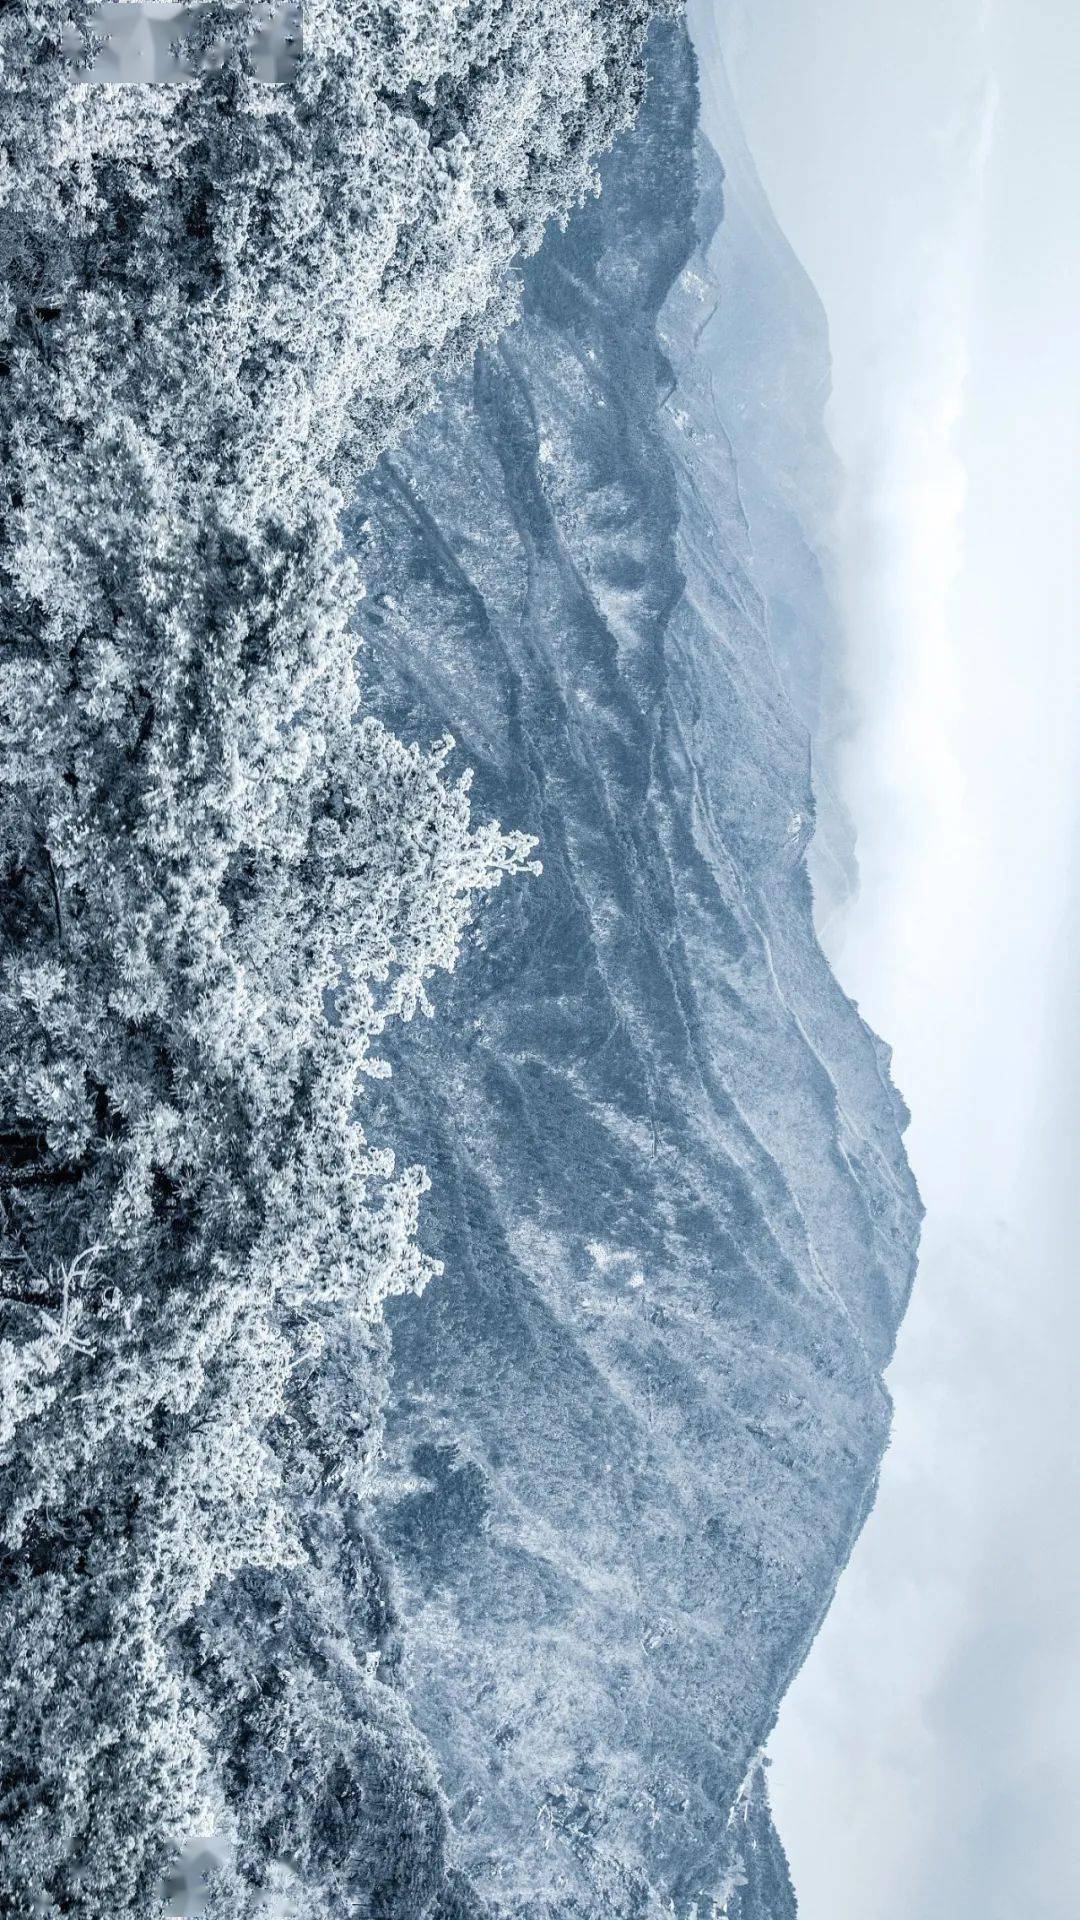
[689,1,1079,1916]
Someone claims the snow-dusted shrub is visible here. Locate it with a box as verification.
[0,2,667,1911]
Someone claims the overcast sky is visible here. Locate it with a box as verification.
[688,2,1079,1916]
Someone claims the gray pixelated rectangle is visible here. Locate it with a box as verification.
[31,1836,299,1914]
[61,3,302,85]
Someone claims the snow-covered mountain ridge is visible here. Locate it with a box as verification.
[358,20,922,1919]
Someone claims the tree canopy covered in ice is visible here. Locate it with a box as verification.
[0,4,667,1911]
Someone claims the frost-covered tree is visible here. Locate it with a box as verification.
[0,3,668,1911]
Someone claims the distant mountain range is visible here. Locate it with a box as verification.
[357,20,921,1918]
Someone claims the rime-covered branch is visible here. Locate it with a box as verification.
[0,3,667,1911]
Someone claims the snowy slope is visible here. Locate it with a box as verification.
[684,0,859,924]
[354,22,921,1918]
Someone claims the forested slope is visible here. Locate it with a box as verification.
[358,22,921,1917]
